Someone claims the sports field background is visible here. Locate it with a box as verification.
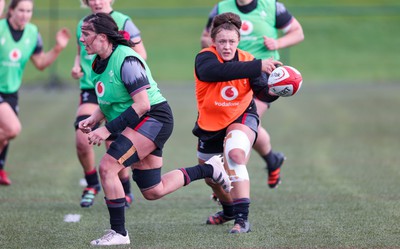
[1,1,400,248]
[21,0,400,85]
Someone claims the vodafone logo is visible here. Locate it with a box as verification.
[95,81,105,97]
[9,49,21,62]
[240,20,253,36]
[221,86,238,101]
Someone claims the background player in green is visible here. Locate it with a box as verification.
[78,12,230,246]
[0,0,70,185]
[201,0,304,193]
[71,0,147,208]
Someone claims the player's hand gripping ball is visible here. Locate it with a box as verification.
[268,66,303,97]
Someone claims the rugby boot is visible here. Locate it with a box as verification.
[206,155,232,193]
[91,230,130,246]
[80,186,100,208]
[267,152,286,189]
[206,211,235,225]
[229,218,251,234]
[0,169,11,185]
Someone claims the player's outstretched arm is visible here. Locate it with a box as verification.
[31,28,71,71]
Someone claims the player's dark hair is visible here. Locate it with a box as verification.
[7,0,33,19]
[83,12,135,47]
[210,12,241,40]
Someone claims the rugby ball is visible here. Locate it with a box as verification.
[268,66,303,97]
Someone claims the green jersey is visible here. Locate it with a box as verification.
[76,11,132,90]
[218,0,278,60]
[92,45,165,122]
[0,19,39,93]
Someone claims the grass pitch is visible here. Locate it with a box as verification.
[0,83,399,248]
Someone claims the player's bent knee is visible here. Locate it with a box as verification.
[227,148,246,165]
[225,130,251,182]
[7,124,21,139]
[76,134,92,152]
[141,190,163,201]
[98,155,118,179]
[76,141,91,154]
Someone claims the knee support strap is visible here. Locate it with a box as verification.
[224,130,250,182]
[132,168,161,191]
[107,135,140,167]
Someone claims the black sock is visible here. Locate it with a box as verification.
[263,151,278,170]
[233,198,250,221]
[180,164,213,186]
[106,198,126,236]
[220,201,235,218]
[120,177,131,195]
[0,144,9,170]
[85,169,100,189]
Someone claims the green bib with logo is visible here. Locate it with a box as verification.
[0,19,38,93]
[219,0,279,60]
[91,45,165,122]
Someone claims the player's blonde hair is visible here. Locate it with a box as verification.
[80,0,115,8]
